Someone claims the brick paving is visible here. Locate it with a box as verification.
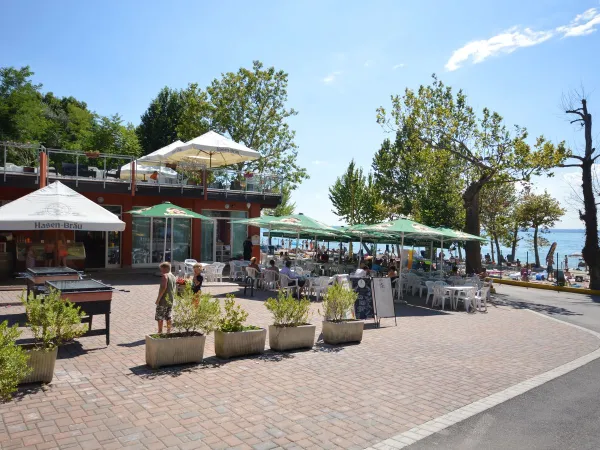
[0,274,598,450]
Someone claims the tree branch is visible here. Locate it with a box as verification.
[559,163,583,168]
[566,109,585,119]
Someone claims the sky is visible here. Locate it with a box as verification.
[2,0,600,229]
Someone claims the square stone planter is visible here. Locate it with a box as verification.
[21,346,58,384]
[214,328,266,359]
[269,324,316,351]
[322,320,364,345]
[145,333,206,369]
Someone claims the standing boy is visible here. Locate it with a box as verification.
[155,262,176,334]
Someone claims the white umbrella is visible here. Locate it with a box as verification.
[0,181,125,231]
[119,162,179,181]
[137,131,260,168]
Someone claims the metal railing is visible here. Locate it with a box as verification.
[1,143,283,196]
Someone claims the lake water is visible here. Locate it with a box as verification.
[266,228,587,268]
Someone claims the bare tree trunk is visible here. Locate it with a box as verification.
[564,99,600,288]
[489,238,495,264]
[463,181,484,274]
[533,226,540,267]
[458,245,463,260]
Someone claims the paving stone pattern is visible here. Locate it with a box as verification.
[0,274,598,449]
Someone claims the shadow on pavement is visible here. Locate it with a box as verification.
[491,296,582,316]
[117,339,145,348]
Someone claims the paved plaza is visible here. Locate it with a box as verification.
[1,274,599,450]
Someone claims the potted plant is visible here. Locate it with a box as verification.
[214,294,266,359]
[265,291,315,351]
[20,289,86,383]
[146,285,221,369]
[321,283,364,345]
[176,276,189,295]
[0,321,31,401]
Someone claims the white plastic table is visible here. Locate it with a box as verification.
[445,286,475,311]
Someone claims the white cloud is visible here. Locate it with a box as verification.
[312,160,329,166]
[392,63,405,70]
[557,8,600,37]
[446,8,600,71]
[322,71,341,84]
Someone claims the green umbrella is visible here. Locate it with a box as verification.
[434,227,487,243]
[125,202,213,263]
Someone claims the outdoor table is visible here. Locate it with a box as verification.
[445,286,475,311]
[21,266,82,297]
[42,279,114,345]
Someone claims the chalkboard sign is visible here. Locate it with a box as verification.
[351,277,375,320]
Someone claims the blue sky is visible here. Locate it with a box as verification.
[2,0,600,228]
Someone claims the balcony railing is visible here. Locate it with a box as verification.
[0,142,283,196]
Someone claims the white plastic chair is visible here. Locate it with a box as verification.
[432,281,452,310]
[230,261,248,281]
[244,267,260,295]
[475,286,490,311]
[262,270,280,290]
[312,276,332,301]
[203,264,217,282]
[425,281,435,306]
[279,273,299,294]
[184,259,197,277]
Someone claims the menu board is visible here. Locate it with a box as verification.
[351,277,375,320]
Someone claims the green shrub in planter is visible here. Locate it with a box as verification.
[146,284,221,368]
[21,289,86,383]
[214,295,265,358]
[321,283,357,322]
[0,321,31,401]
[265,291,315,351]
[321,283,364,345]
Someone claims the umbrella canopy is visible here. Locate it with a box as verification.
[263,228,348,240]
[232,213,341,235]
[357,218,443,238]
[434,227,487,243]
[137,132,259,168]
[119,162,178,181]
[0,181,125,231]
[125,202,213,221]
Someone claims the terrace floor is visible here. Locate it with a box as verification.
[0,274,598,450]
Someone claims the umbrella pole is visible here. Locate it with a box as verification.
[439,238,443,275]
[398,232,405,300]
[295,232,299,268]
[358,236,362,269]
[163,218,168,263]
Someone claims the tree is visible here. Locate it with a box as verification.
[263,184,296,217]
[87,115,141,163]
[136,87,183,155]
[561,95,600,288]
[480,182,516,263]
[207,61,307,188]
[519,191,565,267]
[377,75,567,273]
[176,83,211,141]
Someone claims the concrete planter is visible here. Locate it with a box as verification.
[21,346,58,384]
[269,324,316,351]
[214,328,266,359]
[322,320,364,345]
[145,333,206,369]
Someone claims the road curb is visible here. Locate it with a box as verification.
[365,310,600,450]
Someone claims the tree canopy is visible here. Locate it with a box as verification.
[376,74,568,273]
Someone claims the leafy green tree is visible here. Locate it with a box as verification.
[263,184,295,217]
[87,115,141,165]
[480,182,516,262]
[0,321,31,401]
[136,87,183,155]
[176,83,211,141]
[329,160,384,226]
[207,61,307,188]
[377,75,567,273]
[519,191,565,266]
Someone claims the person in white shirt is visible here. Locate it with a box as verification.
[353,262,370,277]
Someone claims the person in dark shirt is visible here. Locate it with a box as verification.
[192,263,204,294]
[243,236,253,261]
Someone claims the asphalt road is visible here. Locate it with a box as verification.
[409,285,600,450]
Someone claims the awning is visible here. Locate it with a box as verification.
[0,181,125,231]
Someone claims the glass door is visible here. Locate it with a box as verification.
[104,205,122,268]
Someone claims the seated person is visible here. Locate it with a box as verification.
[387,265,398,278]
[479,267,488,280]
[354,262,370,277]
[192,263,204,294]
[280,260,306,293]
[371,259,383,273]
[266,259,279,272]
[451,264,458,276]
[283,252,290,261]
[248,256,261,273]
[320,252,329,263]
[516,259,521,268]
